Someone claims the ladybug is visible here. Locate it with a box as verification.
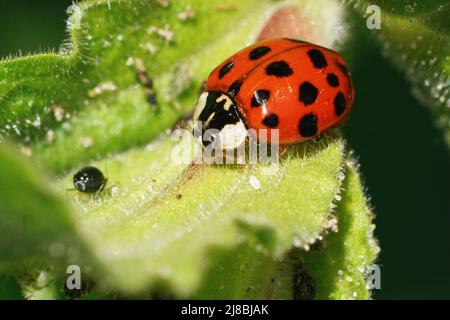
[192,38,355,149]
[73,166,107,193]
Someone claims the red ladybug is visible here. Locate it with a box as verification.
[192,38,355,149]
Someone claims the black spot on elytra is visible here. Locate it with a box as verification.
[219,60,234,79]
[298,113,318,137]
[337,62,348,75]
[266,61,293,77]
[334,91,346,116]
[251,89,270,107]
[307,49,327,69]
[228,79,243,97]
[326,73,340,87]
[249,46,271,60]
[299,82,318,106]
[262,114,279,128]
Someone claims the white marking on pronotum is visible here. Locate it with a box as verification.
[193,92,247,150]
[205,112,215,127]
[193,92,209,121]
[218,121,247,150]
[216,94,234,111]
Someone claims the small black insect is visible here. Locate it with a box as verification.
[73,166,107,193]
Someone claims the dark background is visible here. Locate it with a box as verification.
[0,0,449,299]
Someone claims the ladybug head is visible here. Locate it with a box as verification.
[192,91,247,150]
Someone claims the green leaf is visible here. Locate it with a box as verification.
[19,269,66,300]
[301,161,380,299]
[55,135,345,296]
[1,133,379,299]
[0,274,23,299]
[343,0,450,144]
[0,143,88,269]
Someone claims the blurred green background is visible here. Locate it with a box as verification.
[0,0,448,299]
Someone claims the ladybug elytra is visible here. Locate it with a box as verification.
[192,38,355,150]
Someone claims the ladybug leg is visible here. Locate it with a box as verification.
[235,147,247,166]
[312,134,324,143]
[98,179,107,192]
[279,145,287,158]
[89,178,110,199]
[172,111,194,131]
